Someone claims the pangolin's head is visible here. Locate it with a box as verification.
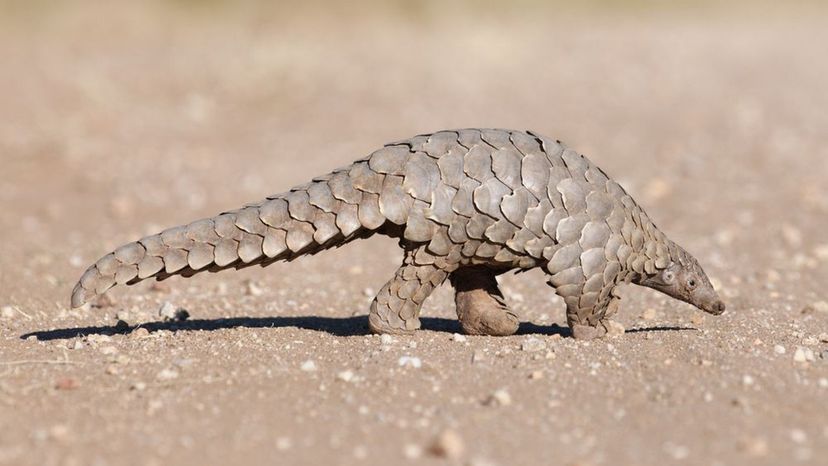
[638,246,725,315]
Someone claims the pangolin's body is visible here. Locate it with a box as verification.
[71,129,724,339]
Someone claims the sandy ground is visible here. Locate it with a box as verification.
[1,2,827,465]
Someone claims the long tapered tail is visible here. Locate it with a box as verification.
[70,162,394,308]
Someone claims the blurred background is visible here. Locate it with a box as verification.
[1,1,827,465]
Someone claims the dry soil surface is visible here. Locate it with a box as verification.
[1,3,827,465]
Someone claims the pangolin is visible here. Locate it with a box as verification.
[71,129,725,340]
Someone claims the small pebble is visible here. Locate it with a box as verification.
[131,382,147,391]
[821,350,828,361]
[300,360,317,372]
[173,358,194,368]
[451,333,467,343]
[403,444,423,459]
[1,305,16,319]
[398,356,422,369]
[809,301,828,314]
[485,389,512,406]
[156,368,179,381]
[742,375,755,386]
[773,345,786,355]
[55,378,79,390]
[362,287,375,297]
[245,280,264,296]
[353,445,367,459]
[380,334,394,345]
[467,457,498,466]
[69,254,84,267]
[521,337,546,352]
[336,370,355,382]
[738,437,768,457]
[663,442,689,460]
[781,224,802,248]
[49,424,70,442]
[472,350,486,364]
[158,302,189,322]
[643,177,672,202]
[790,429,807,444]
[428,429,465,459]
[793,347,815,363]
[276,437,292,451]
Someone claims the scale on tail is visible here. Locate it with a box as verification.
[71,129,725,340]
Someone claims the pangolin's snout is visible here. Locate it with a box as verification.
[706,300,726,315]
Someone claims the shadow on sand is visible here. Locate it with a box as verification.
[21,314,696,342]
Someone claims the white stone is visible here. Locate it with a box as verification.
[790,429,807,444]
[793,347,815,363]
[156,368,179,381]
[486,389,512,406]
[520,337,546,352]
[398,356,422,369]
[336,370,355,382]
[428,429,464,459]
[276,437,292,451]
[1,305,16,319]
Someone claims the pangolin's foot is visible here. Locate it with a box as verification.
[450,267,519,336]
[368,310,419,335]
[570,319,625,340]
[458,300,519,336]
[367,282,427,335]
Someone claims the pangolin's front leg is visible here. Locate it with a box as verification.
[368,246,453,335]
[546,247,625,340]
[450,267,519,336]
[565,294,623,340]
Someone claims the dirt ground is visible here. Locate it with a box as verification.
[1,1,827,465]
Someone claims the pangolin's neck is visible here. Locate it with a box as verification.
[625,212,678,276]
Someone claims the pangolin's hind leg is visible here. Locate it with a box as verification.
[368,248,450,335]
[449,267,519,336]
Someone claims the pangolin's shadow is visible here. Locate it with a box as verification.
[21,314,576,341]
[20,315,693,342]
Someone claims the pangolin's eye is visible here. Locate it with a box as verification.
[687,278,697,289]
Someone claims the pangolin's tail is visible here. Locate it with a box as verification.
[70,158,406,308]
